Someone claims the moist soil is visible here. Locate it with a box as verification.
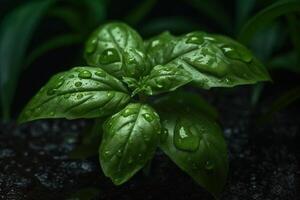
[0,85,299,200]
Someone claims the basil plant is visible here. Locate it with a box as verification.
[19,22,270,198]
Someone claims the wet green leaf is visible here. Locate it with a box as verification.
[0,0,54,120]
[138,65,193,95]
[84,22,149,78]
[99,103,161,185]
[146,31,270,89]
[159,112,228,198]
[18,67,130,123]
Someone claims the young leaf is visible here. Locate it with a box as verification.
[18,67,130,123]
[146,31,270,89]
[159,112,228,198]
[138,65,193,95]
[238,0,300,44]
[0,0,54,120]
[84,22,149,78]
[99,103,161,185]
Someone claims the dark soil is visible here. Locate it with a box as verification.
[0,86,299,200]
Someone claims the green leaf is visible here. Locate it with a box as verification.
[146,31,270,89]
[84,22,149,78]
[137,65,193,95]
[18,67,130,123]
[159,112,228,198]
[238,0,300,44]
[0,0,54,120]
[99,103,161,185]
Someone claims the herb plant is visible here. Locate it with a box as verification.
[19,22,270,198]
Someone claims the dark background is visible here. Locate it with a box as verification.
[0,0,300,200]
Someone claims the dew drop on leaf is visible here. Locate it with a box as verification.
[95,71,106,77]
[47,89,56,96]
[186,36,204,45]
[75,81,82,87]
[143,113,154,122]
[174,126,200,152]
[117,149,123,157]
[107,91,113,97]
[54,80,64,89]
[205,160,214,170]
[122,108,136,117]
[160,128,169,142]
[86,38,98,54]
[64,94,71,99]
[77,94,83,99]
[78,70,92,79]
[99,48,120,65]
[221,45,252,63]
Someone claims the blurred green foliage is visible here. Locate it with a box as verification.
[1,0,300,121]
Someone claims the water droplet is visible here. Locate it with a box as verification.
[64,94,71,99]
[54,80,64,89]
[95,71,106,77]
[77,94,83,99]
[143,113,154,122]
[205,160,214,170]
[78,70,92,79]
[99,48,120,65]
[107,91,113,97]
[222,45,252,63]
[174,126,200,152]
[117,149,123,157]
[47,89,56,96]
[103,150,110,159]
[75,82,82,87]
[151,40,160,47]
[186,36,204,45]
[122,108,136,117]
[86,38,98,54]
[160,128,169,142]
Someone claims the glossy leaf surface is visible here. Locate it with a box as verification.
[139,65,192,95]
[159,111,228,198]
[84,22,149,78]
[19,67,130,123]
[99,103,161,185]
[145,31,270,89]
